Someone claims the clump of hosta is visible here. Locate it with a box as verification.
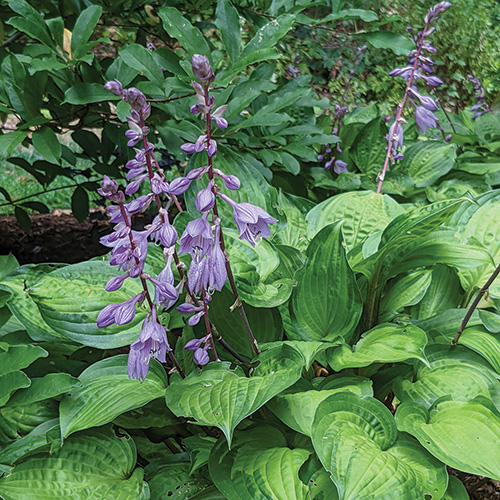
[97,55,277,379]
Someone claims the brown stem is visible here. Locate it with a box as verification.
[452,261,500,345]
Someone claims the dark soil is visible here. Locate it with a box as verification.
[0,210,112,265]
[450,468,500,499]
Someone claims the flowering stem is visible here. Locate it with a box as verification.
[203,84,261,356]
[202,290,219,361]
[452,261,500,345]
[376,19,430,195]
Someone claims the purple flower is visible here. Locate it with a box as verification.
[206,224,227,292]
[104,79,123,96]
[128,313,171,380]
[218,193,277,247]
[211,105,228,129]
[125,121,149,147]
[195,182,215,212]
[151,216,178,248]
[213,170,240,190]
[191,54,214,85]
[123,87,147,111]
[424,1,451,24]
[184,334,211,366]
[333,160,348,174]
[168,176,193,196]
[177,302,205,326]
[96,292,145,328]
[178,216,214,262]
[414,106,439,133]
[105,272,130,292]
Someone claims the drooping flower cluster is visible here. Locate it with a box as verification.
[468,74,491,119]
[385,2,451,160]
[98,54,277,375]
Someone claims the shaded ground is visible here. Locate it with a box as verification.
[450,468,500,499]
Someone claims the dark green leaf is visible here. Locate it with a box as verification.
[71,186,89,222]
[71,5,103,59]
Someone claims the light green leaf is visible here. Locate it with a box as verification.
[209,425,310,500]
[64,83,120,105]
[215,0,240,62]
[165,345,304,445]
[362,31,415,55]
[158,7,211,59]
[312,393,448,500]
[59,355,168,439]
[350,119,387,175]
[70,5,102,59]
[291,223,362,341]
[30,261,146,348]
[396,397,500,481]
[457,325,500,374]
[328,323,429,371]
[442,476,470,500]
[393,344,500,410]
[0,425,146,499]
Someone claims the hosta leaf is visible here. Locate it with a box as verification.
[456,325,500,374]
[393,344,500,410]
[269,377,373,436]
[30,261,146,348]
[209,425,310,500]
[165,345,304,445]
[350,119,387,175]
[396,397,500,480]
[0,425,146,500]
[442,476,469,500]
[261,340,337,368]
[299,455,339,500]
[184,436,217,474]
[59,355,168,439]
[327,324,429,371]
[402,142,456,187]
[312,393,447,500]
[306,191,403,252]
[291,223,362,342]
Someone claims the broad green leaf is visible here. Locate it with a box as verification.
[306,191,404,251]
[402,142,456,187]
[0,400,58,444]
[291,223,362,341]
[165,345,304,445]
[7,0,54,47]
[350,119,387,175]
[328,323,429,371]
[209,425,309,500]
[396,397,500,480]
[413,308,482,340]
[0,254,19,280]
[442,476,470,500]
[262,340,337,368]
[393,344,500,410]
[158,7,211,59]
[146,457,216,499]
[183,436,217,474]
[299,455,339,500]
[240,14,295,59]
[120,44,165,89]
[6,373,79,407]
[0,425,146,499]
[362,31,415,55]
[0,344,47,406]
[70,5,102,59]
[30,261,146,348]
[269,377,373,436]
[113,398,179,430]
[215,0,240,62]
[312,393,447,500]
[230,112,292,131]
[380,269,432,320]
[64,83,120,104]
[59,355,168,438]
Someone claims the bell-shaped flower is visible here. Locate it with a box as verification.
[97,292,145,328]
[211,105,228,129]
[178,216,214,263]
[195,181,215,212]
[414,105,439,133]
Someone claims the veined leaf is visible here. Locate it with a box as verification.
[70,5,102,59]
[215,0,240,62]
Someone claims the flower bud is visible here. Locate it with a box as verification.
[191,54,214,84]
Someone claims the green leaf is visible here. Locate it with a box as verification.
[456,325,500,374]
[312,393,448,500]
[59,355,168,439]
[183,435,217,474]
[14,206,30,234]
[209,425,310,500]
[350,118,387,175]
[306,191,404,251]
[362,31,415,55]
[0,425,146,499]
[64,83,120,105]
[0,255,19,280]
[290,223,362,341]
[396,397,500,481]
[230,112,292,131]
[240,14,295,59]
[402,142,456,188]
[215,0,240,62]
[165,345,304,445]
[31,128,61,164]
[30,261,146,348]
[158,7,211,59]
[7,0,54,48]
[269,376,373,436]
[393,344,500,410]
[328,323,429,371]
[120,44,165,89]
[442,476,470,500]
[0,131,28,159]
[6,373,79,407]
[71,5,103,59]
[71,186,89,222]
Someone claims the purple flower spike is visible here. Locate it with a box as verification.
[207,224,227,292]
[191,54,214,85]
[104,79,123,96]
[128,313,171,380]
